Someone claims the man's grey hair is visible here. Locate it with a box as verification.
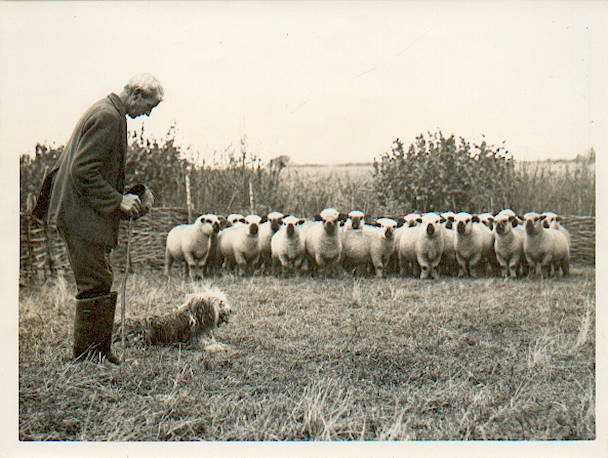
[124,73,164,101]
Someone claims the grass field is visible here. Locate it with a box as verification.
[19,267,595,441]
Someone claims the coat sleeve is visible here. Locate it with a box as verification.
[69,110,124,215]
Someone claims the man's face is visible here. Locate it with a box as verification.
[126,90,161,118]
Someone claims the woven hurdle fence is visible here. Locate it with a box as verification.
[19,210,596,284]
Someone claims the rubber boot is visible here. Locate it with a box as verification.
[73,291,121,365]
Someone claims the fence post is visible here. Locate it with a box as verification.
[185,170,192,223]
[249,180,255,215]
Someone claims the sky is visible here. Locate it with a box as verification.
[1,1,607,165]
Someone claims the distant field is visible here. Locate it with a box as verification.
[19,268,595,440]
[286,160,594,179]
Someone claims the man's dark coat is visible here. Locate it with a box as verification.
[45,93,128,247]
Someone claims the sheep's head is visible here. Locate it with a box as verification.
[315,208,344,235]
[372,217,401,240]
[347,210,365,230]
[440,212,456,229]
[477,213,495,231]
[266,211,284,232]
[244,214,264,236]
[541,212,561,229]
[226,214,246,227]
[421,213,445,238]
[196,214,222,235]
[524,212,546,235]
[281,215,305,237]
[455,212,477,236]
[405,213,422,228]
[494,213,516,235]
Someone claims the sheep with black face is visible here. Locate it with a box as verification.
[270,215,306,276]
[257,211,285,274]
[366,217,403,278]
[397,213,423,277]
[523,212,570,278]
[218,214,268,276]
[493,209,524,279]
[165,214,222,280]
[303,207,346,276]
[414,212,446,280]
[453,212,494,277]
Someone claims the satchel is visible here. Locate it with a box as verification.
[31,167,58,221]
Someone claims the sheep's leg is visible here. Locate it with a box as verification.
[183,252,198,281]
[456,253,467,278]
[469,253,481,278]
[561,258,570,277]
[419,262,430,280]
[496,253,508,278]
[508,254,520,279]
[164,251,173,277]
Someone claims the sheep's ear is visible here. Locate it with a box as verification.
[260,215,268,223]
[416,218,422,223]
[396,217,405,228]
[439,217,446,224]
[338,212,348,222]
[539,214,547,221]
[297,219,305,225]
[314,214,322,221]
[511,218,519,228]
[556,215,561,222]
[472,215,480,223]
[339,221,345,227]
[239,218,246,223]
[492,210,501,217]
[370,222,381,227]
[487,222,494,230]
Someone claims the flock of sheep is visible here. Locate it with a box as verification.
[164,208,571,281]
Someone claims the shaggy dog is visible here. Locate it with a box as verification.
[115,287,232,351]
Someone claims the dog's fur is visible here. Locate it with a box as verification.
[115,287,232,349]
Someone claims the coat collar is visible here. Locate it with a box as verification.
[107,93,127,118]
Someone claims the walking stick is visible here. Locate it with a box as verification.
[120,217,133,357]
[117,184,154,359]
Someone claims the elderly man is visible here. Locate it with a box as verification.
[34,73,164,364]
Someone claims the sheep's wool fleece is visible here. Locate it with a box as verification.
[116,287,232,346]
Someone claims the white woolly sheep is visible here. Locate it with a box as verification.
[270,215,306,276]
[367,217,403,278]
[542,211,571,244]
[340,211,371,276]
[414,212,446,279]
[453,212,494,277]
[218,214,267,276]
[493,210,524,279]
[439,212,458,276]
[397,214,423,277]
[303,207,346,276]
[523,212,570,278]
[165,214,222,280]
[257,211,285,273]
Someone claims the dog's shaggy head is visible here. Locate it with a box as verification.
[119,287,233,346]
[180,287,232,335]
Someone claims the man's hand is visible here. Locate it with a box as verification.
[120,193,143,219]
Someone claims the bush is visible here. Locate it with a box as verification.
[372,131,517,214]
